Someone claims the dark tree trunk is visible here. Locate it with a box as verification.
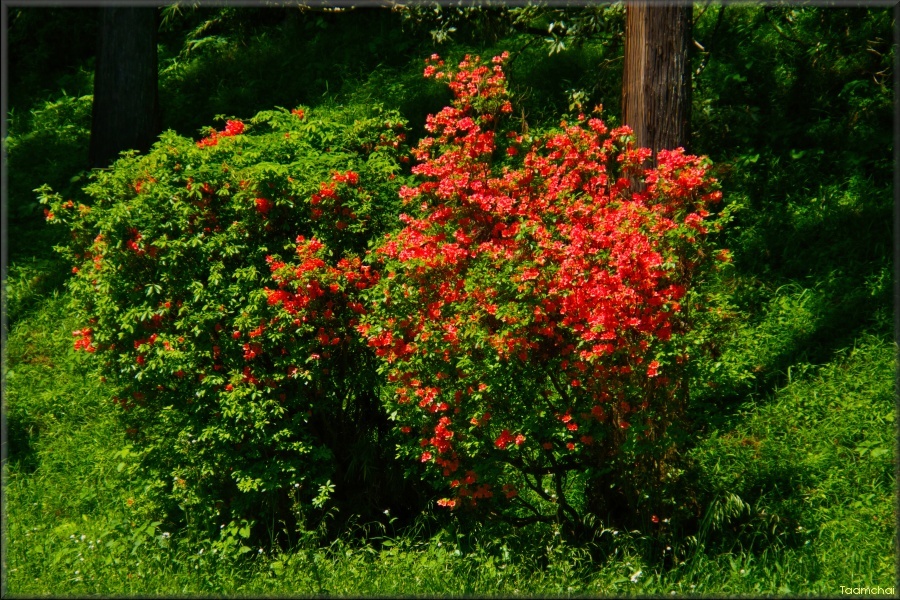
[89,7,160,169]
[621,2,692,160]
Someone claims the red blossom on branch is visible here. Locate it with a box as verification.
[364,53,728,511]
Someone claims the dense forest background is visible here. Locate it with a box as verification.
[3,3,895,595]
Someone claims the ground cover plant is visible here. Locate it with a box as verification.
[4,3,894,596]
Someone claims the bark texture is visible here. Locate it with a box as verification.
[621,2,692,159]
[89,7,160,168]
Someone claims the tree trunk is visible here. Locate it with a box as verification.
[621,2,692,160]
[612,3,694,530]
[89,7,160,169]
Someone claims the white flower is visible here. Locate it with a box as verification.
[161,532,171,539]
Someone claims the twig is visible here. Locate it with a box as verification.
[695,4,725,80]
[763,8,810,47]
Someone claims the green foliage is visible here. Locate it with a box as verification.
[6,94,92,229]
[397,3,624,56]
[39,102,410,538]
[157,7,430,137]
[6,7,98,109]
[3,258,71,326]
[687,335,895,581]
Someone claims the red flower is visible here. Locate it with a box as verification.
[494,429,515,450]
[255,198,272,214]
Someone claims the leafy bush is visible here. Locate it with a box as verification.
[41,102,411,537]
[361,54,730,536]
[7,93,92,225]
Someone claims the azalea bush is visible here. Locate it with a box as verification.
[40,103,412,537]
[361,53,729,536]
[42,50,730,542]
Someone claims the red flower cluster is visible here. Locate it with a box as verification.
[264,236,378,357]
[196,119,245,148]
[309,171,362,231]
[72,327,96,353]
[364,54,727,509]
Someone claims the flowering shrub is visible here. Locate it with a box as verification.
[361,54,728,533]
[41,104,410,533]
